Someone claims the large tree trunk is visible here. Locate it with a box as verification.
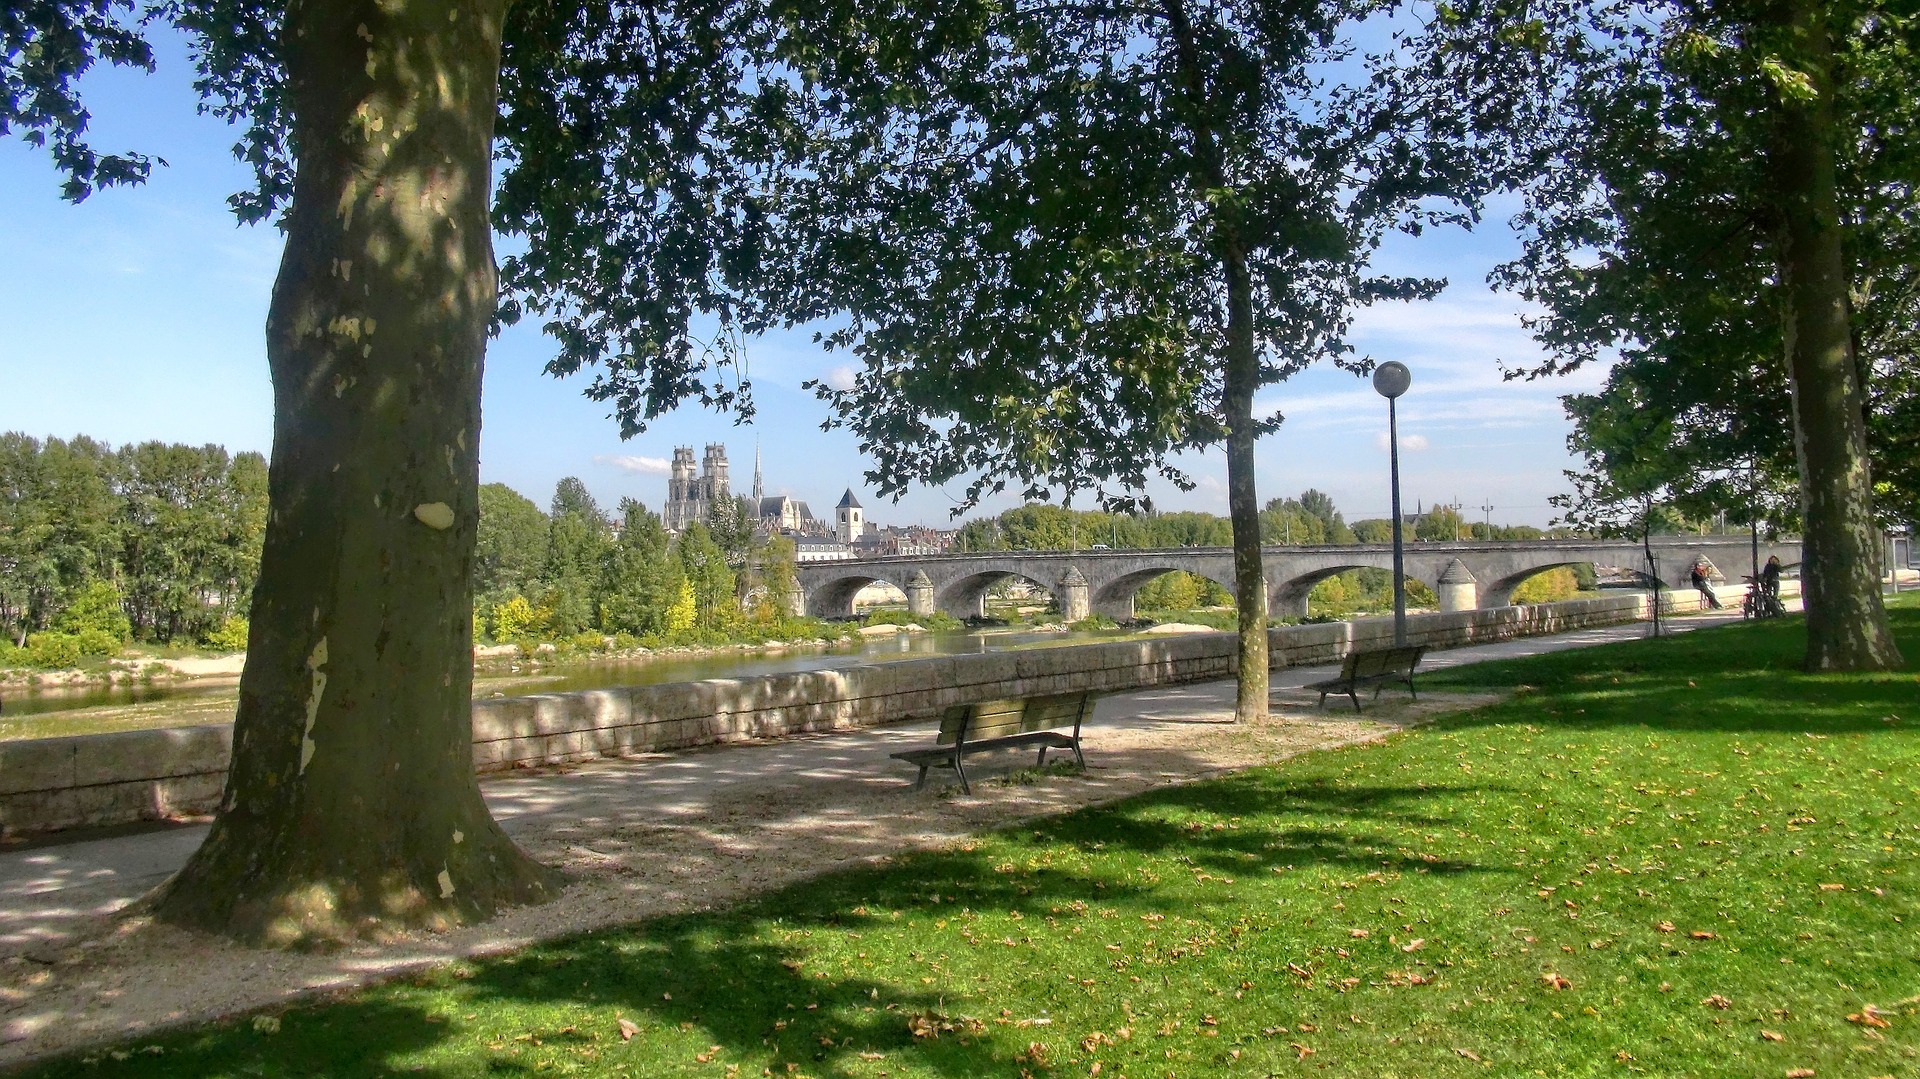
[1766,2,1903,672]
[153,0,560,945]
[1221,248,1270,723]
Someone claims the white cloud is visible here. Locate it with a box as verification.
[1375,432,1429,452]
[823,365,859,391]
[595,454,671,475]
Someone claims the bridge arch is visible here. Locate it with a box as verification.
[1092,567,1236,621]
[1479,561,1596,609]
[1269,565,1439,621]
[935,570,1060,621]
[804,571,912,619]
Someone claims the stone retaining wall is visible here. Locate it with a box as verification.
[0,589,1727,837]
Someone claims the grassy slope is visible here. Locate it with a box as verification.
[29,600,1920,1078]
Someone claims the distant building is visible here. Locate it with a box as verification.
[853,524,954,557]
[836,488,865,545]
[665,444,730,532]
[792,535,855,561]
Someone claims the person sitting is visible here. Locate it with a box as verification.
[1762,555,1782,601]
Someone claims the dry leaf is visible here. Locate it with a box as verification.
[1401,938,1426,953]
[1761,1030,1784,1042]
[1847,1006,1891,1029]
[1656,921,1676,933]
[1453,1048,1483,1061]
[1690,931,1719,940]
[1785,1070,1815,1078]
[1818,883,1845,892]
[1291,1042,1315,1061]
[1542,972,1572,990]
[617,1018,639,1042]
[1349,929,1370,939]
[1702,994,1732,1010]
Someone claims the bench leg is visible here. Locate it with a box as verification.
[1035,744,1049,769]
[1316,690,1328,709]
[1347,689,1362,712]
[1408,676,1417,701]
[914,763,930,791]
[953,754,972,796]
[1071,737,1085,770]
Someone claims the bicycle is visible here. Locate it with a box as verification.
[1741,576,1785,620]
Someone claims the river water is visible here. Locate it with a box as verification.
[0,626,1150,720]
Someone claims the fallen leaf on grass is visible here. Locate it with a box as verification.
[1702,995,1732,1010]
[617,1018,639,1042]
[1542,972,1572,990]
[1453,1048,1483,1062]
[1690,931,1719,940]
[1291,1042,1315,1061]
[1818,883,1845,892]
[1401,938,1426,953]
[1657,921,1677,933]
[1349,929,1370,939]
[1761,1030,1784,1042]
[1785,1069,1815,1078]
[1847,1006,1891,1029]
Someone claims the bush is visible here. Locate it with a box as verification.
[54,580,132,645]
[0,638,21,667]
[203,616,251,652]
[26,631,84,669]
[611,632,644,651]
[75,628,121,656]
[492,595,548,640]
[569,630,607,653]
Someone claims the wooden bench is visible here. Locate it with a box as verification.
[891,692,1094,794]
[1304,644,1426,711]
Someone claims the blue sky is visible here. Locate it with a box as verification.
[0,30,1607,530]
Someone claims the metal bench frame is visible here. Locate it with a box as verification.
[1305,644,1426,712]
[891,692,1093,794]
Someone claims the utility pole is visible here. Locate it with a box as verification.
[1479,500,1495,539]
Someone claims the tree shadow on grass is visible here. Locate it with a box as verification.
[1420,608,1918,736]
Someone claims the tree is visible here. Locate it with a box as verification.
[599,500,681,637]
[5,0,799,941]
[1495,0,1909,670]
[475,483,551,608]
[1414,503,1468,542]
[675,521,737,634]
[790,0,1511,721]
[544,477,613,636]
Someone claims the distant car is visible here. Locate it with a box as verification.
[1090,543,1111,550]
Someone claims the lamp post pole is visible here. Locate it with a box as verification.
[1374,362,1412,647]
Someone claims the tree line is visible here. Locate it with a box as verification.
[472,479,801,647]
[0,433,266,664]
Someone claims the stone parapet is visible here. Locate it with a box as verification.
[0,590,1724,838]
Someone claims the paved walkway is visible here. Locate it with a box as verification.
[0,608,1745,963]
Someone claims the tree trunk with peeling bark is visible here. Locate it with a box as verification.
[153,0,560,945]
[1767,1,1903,673]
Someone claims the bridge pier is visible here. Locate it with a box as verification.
[1058,566,1090,623]
[1271,590,1309,622]
[1437,559,1477,613]
[782,584,805,618]
[906,571,934,618]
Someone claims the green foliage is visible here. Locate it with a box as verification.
[664,579,697,636]
[25,631,82,669]
[490,595,546,641]
[1414,503,1469,542]
[202,616,251,653]
[567,630,607,653]
[475,483,550,610]
[73,628,120,657]
[54,579,131,644]
[1509,566,1581,604]
[675,522,737,634]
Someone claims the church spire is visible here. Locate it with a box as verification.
[752,439,764,501]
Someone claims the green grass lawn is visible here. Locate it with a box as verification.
[31,599,1920,1078]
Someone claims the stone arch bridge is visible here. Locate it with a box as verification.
[791,537,1802,620]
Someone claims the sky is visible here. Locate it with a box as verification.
[0,31,1610,531]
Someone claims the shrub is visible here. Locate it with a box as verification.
[1512,567,1580,605]
[491,595,547,640]
[54,580,132,645]
[26,631,84,669]
[1068,615,1119,632]
[610,632,643,651]
[0,638,21,667]
[203,616,251,652]
[569,630,607,653]
[75,628,122,656]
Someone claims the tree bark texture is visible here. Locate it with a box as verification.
[1221,248,1271,723]
[1766,2,1903,672]
[154,0,560,944]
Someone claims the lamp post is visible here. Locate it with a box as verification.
[1374,362,1412,646]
